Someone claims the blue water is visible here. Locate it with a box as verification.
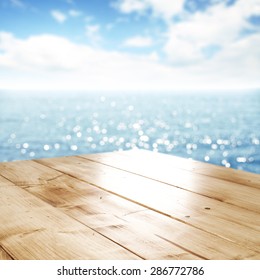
[0,90,260,174]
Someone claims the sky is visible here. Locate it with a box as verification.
[0,0,260,91]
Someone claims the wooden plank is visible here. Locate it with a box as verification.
[0,173,16,260]
[0,160,62,186]
[88,149,260,189]
[0,247,13,260]
[0,174,14,186]
[25,175,200,260]
[81,151,260,213]
[125,149,260,189]
[36,156,260,253]
[107,210,260,260]
[25,175,259,260]
[0,185,140,260]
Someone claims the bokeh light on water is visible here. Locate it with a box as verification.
[0,91,259,173]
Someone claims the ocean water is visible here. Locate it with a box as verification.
[0,90,259,174]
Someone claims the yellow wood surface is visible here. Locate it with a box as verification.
[0,247,12,260]
[0,149,259,260]
[25,175,258,260]
[115,149,260,189]
[36,156,260,250]
[0,185,140,260]
[0,175,14,186]
[0,160,61,186]
[81,151,260,211]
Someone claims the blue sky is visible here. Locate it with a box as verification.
[0,0,260,90]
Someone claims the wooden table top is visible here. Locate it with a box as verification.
[0,149,259,260]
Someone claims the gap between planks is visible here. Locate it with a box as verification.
[0,246,13,260]
[0,166,203,259]
[1,151,260,259]
[18,173,259,260]
[78,151,260,214]
[0,184,142,260]
[33,156,260,254]
[126,149,260,189]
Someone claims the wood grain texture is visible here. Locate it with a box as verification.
[0,160,62,186]
[0,175,14,187]
[0,247,13,260]
[111,149,260,189]
[1,149,259,260]
[36,155,260,253]
[0,185,140,260]
[81,151,260,212]
[24,175,200,260]
[25,174,260,260]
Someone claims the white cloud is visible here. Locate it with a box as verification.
[0,32,168,90]
[189,33,260,89]
[85,24,102,44]
[207,34,260,76]
[123,36,153,47]
[68,9,81,17]
[50,9,82,24]
[113,0,260,68]
[164,0,260,65]
[235,0,260,15]
[51,10,67,23]
[0,32,259,91]
[146,0,185,20]
[113,0,185,20]
[0,32,84,71]
[112,0,147,14]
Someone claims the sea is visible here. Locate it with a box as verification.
[0,90,259,174]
